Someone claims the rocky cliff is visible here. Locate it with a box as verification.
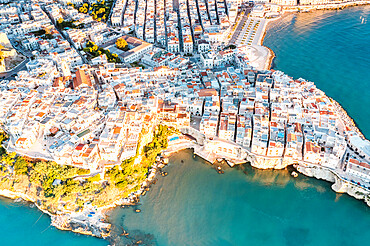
[247,155,297,170]
[294,164,370,207]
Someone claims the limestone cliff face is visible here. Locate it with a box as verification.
[294,164,370,207]
[247,155,296,170]
[294,164,335,183]
[248,155,283,169]
[332,176,370,206]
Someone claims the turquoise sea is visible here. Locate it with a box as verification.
[0,6,370,246]
[264,6,370,138]
[0,197,106,245]
[109,150,370,245]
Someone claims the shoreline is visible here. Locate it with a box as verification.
[259,13,291,71]
[284,1,370,12]
[0,144,171,241]
[0,122,369,241]
[257,18,278,70]
[0,2,369,242]
[160,139,370,208]
[260,2,370,70]
[259,9,367,139]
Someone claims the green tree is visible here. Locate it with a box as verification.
[116,38,128,51]
[87,174,101,183]
[13,157,29,175]
[2,152,16,166]
[0,45,4,62]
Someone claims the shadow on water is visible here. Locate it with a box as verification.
[236,163,328,193]
[283,226,311,246]
[106,150,369,245]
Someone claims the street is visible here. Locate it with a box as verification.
[228,6,252,45]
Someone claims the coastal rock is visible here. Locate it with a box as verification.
[366,196,370,207]
[294,164,335,183]
[51,214,111,238]
[332,176,370,201]
[294,164,370,207]
[248,155,287,169]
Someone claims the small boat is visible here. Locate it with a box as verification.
[291,171,298,178]
[161,172,168,176]
[135,209,141,213]
[181,160,184,163]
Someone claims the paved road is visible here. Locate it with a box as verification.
[214,0,220,25]
[203,0,212,25]
[143,0,148,41]
[174,2,184,53]
[41,6,89,64]
[223,0,229,17]
[108,0,119,25]
[0,58,29,79]
[163,0,169,49]
[154,0,157,44]
[134,0,139,26]
[186,0,196,53]
[228,6,252,45]
[194,0,204,31]
[121,0,129,25]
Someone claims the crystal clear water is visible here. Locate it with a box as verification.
[109,149,370,245]
[263,6,370,138]
[1,6,370,246]
[107,7,370,245]
[0,197,106,245]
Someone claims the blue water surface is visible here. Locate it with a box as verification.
[109,150,370,245]
[264,6,370,138]
[1,6,370,246]
[108,7,370,245]
[0,197,106,245]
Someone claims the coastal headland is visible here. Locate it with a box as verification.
[0,0,369,242]
[164,124,370,208]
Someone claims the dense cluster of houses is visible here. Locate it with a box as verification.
[1,1,84,70]
[192,67,369,186]
[0,63,191,170]
[111,0,243,54]
[0,0,368,188]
